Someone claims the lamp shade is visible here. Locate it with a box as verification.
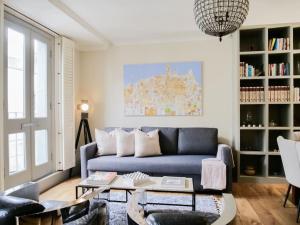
[194,0,249,41]
[80,100,89,112]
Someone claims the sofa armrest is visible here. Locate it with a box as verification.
[216,144,234,192]
[216,144,235,168]
[3,182,39,202]
[80,142,98,179]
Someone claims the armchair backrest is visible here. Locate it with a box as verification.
[4,182,39,202]
[277,136,300,187]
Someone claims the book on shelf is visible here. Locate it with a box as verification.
[268,86,290,102]
[161,176,186,189]
[240,87,265,103]
[293,87,300,102]
[268,38,290,51]
[86,171,117,185]
[268,63,289,76]
[240,62,262,78]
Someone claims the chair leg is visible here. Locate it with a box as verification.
[284,184,292,207]
[297,199,300,223]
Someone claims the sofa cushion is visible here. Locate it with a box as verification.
[141,127,178,155]
[178,128,218,155]
[87,155,215,175]
[104,127,135,132]
[0,196,45,225]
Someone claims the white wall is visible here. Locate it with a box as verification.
[78,37,234,144]
[0,0,4,191]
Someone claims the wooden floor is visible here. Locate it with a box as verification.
[41,178,298,225]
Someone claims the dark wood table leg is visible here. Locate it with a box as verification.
[292,186,300,205]
[192,192,196,211]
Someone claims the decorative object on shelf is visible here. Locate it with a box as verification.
[269,120,277,127]
[244,165,256,176]
[294,132,300,141]
[124,62,202,116]
[123,172,150,186]
[245,111,254,126]
[194,0,249,41]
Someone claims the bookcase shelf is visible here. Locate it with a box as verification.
[268,155,285,177]
[294,27,300,50]
[237,24,300,182]
[240,28,265,52]
[240,155,266,177]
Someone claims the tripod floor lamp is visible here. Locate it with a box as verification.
[75,100,92,148]
[70,100,92,177]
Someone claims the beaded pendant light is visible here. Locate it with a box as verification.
[194,0,249,41]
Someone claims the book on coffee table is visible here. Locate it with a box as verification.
[161,176,186,189]
[86,172,117,185]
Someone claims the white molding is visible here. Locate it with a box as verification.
[4,5,59,37]
[48,0,112,49]
[0,0,4,191]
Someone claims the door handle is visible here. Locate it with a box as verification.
[21,123,37,129]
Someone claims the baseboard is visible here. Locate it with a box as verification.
[38,170,70,193]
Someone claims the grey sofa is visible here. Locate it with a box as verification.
[81,127,234,192]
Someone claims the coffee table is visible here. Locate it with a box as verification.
[76,175,195,210]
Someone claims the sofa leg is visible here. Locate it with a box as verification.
[284,184,292,207]
[297,199,300,223]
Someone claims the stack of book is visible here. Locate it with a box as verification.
[268,86,290,102]
[85,172,117,185]
[240,62,257,77]
[268,38,290,51]
[240,87,265,103]
[293,87,300,102]
[268,63,289,76]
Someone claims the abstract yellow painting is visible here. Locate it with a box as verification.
[124,62,202,116]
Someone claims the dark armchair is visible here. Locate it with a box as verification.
[0,182,108,225]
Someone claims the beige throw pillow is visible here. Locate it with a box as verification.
[116,129,135,157]
[95,129,117,156]
[134,129,161,157]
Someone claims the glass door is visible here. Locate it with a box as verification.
[3,16,54,189]
[31,33,52,180]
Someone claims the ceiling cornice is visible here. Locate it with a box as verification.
[48,0,112,48]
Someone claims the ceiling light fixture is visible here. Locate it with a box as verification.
[194,0,249,42]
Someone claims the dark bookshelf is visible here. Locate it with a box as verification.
[269,130,289,152]
[240,29,265,52]
[293,27,300,50]
[294,54,300,75]
[269,104,290,127]
[240,130,265,151]
[294,105,300,127]
[240,105,264,127]
[268,155,285,177]
[240,155,265,177]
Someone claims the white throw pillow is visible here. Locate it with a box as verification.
[95,129,117,156]
[116,129,135,157]
[134,129,161,157]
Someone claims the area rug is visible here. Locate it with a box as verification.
[101,191,223,225]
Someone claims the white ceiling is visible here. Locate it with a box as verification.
[4,0,300,50]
